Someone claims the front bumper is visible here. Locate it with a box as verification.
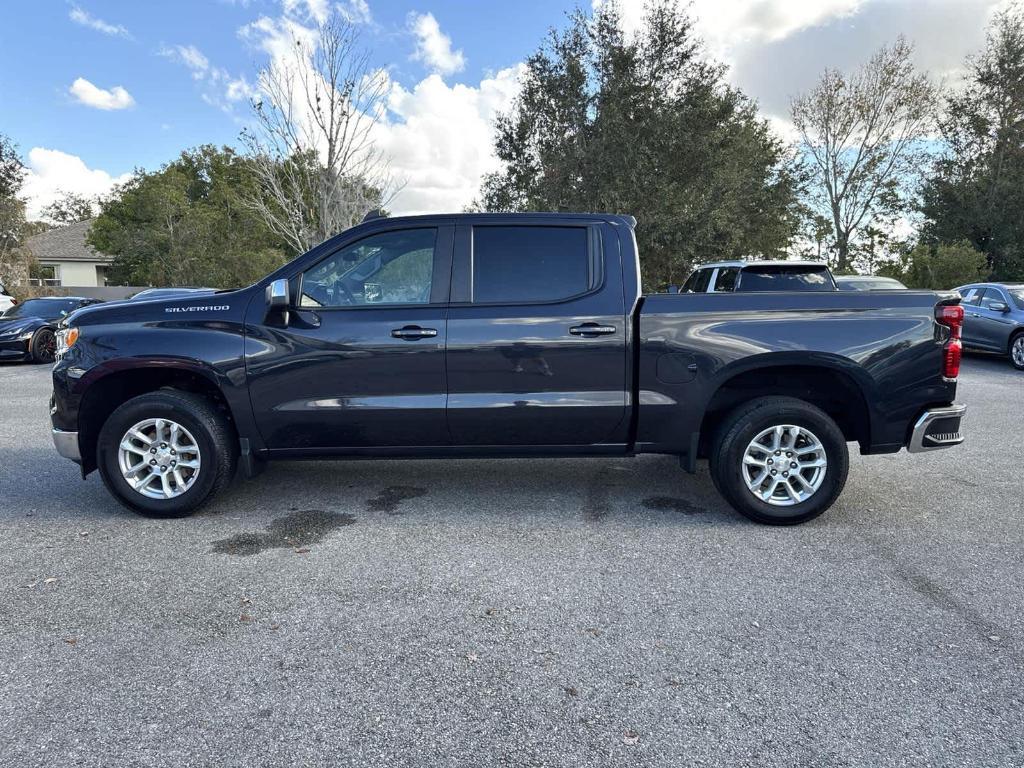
[52,428,81,462]
[908,403,966,453]
[0,337,30,359]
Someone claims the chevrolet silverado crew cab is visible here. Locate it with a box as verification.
[51,213,967,525]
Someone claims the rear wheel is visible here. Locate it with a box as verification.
[710,397,849,525]
[1010,332,1024,371]
[97,391,237,517]
[30,328,56,364]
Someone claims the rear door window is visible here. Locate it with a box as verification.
[738,266,835,292]
[960,287,985,306]
[471,226,594,304]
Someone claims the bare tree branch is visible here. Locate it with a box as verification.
[242,12,395,254]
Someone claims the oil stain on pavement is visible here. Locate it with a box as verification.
[642,496,707,515]
[212,509,356,556]
[366,486,427,514]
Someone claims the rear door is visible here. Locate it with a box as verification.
[959,287,988,348]
[975,288,1016,350]
[445,219,629,446]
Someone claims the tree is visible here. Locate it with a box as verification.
[478,1,803,288]
[919,6,1024,281]
[242,9,390,254]
[876,241,988,289]
[0,134,32,290]
[41,191,95,225]
[89,146,290,287]
[792,39,937,273]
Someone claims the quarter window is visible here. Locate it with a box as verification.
[471,226,593,304]
[299,228,437,308]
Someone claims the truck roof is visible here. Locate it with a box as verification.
[695,260,830,269]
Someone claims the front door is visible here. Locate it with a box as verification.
[246,225,454,450]
[445,220,629,446]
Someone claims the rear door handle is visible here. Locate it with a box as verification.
[391,326,438,339]
[569,323,617,337]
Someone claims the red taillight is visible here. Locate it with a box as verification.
[936,304,963,340]
[936,304,964,379]
[943,338,962,379]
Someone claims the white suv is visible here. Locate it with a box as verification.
[0,285,15,315]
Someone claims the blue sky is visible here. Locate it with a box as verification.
[2,1,568,195]
[1,0,1010,218]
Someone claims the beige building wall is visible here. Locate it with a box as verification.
[54,262,103,287]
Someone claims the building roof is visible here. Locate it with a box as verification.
[26,220,112,264]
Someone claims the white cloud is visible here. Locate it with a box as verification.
[377,65,524,214]
[160,44,211,79]
[282,0,330,24]
[21,148,132,220]
[69,5,132,39]
[161,43,257,112]
[409,12,466,76]
[68,78,135,110]
[339,0,372,25]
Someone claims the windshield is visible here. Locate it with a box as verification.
[1009,287,1024,309]
[738,266,835,292]
[1,298,80,319]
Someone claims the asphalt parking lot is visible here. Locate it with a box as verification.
[1,357,1022,767]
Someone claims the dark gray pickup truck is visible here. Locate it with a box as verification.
[51,213,966,525]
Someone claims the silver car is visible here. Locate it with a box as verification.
[956,283,1024,371]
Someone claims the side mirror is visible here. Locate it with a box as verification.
[267,278,290,309]
[989,301,1008,313]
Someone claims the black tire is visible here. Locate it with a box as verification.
[30,327,57,364]
[96,390,237,517]
[1010,331,1024,371]
[710,397,849,526]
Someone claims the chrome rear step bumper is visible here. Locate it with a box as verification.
[908,403,966,453]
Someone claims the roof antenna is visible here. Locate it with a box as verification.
[362,209,385,223]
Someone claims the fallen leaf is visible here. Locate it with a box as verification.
[44,578,58,585]
[585,628,602,637]
[63,637,77,646]
[240,614,252,622]
[79,531,89,537]
[270,623,281,631]
[563,685,578,697]
[466,652,478,662]
[623,730,639,745]
[989,635,1001,642]
[294,547,311,554]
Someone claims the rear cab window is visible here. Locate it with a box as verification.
[737,265,835,292]
[470,225,598,304]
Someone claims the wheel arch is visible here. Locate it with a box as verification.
[697,355,874,457]
[76,360,239,475]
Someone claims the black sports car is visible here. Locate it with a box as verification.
[0,297,103,364]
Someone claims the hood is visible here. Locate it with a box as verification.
[0,315,45,335]
[65,287,251,328]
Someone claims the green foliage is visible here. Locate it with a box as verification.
[919,6,1024,281]
[876,241,988,289]
[0,133,33,289]
[42,191,95,225]
[477,1,802,288]
[89,146,292,287]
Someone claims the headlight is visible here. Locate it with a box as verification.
[56,327,79,357]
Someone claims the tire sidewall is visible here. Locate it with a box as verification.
[97,396,222,517]
[716,401,849,525]
[1010,333,1024,371]
[31,328,56,364]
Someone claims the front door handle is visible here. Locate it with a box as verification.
[391,326,438,339]
[569,323,617,337]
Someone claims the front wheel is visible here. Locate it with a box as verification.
[30,328,57,363]
[96,391,237,517]
[1010,332,1024,371]
[710,397,849,526]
